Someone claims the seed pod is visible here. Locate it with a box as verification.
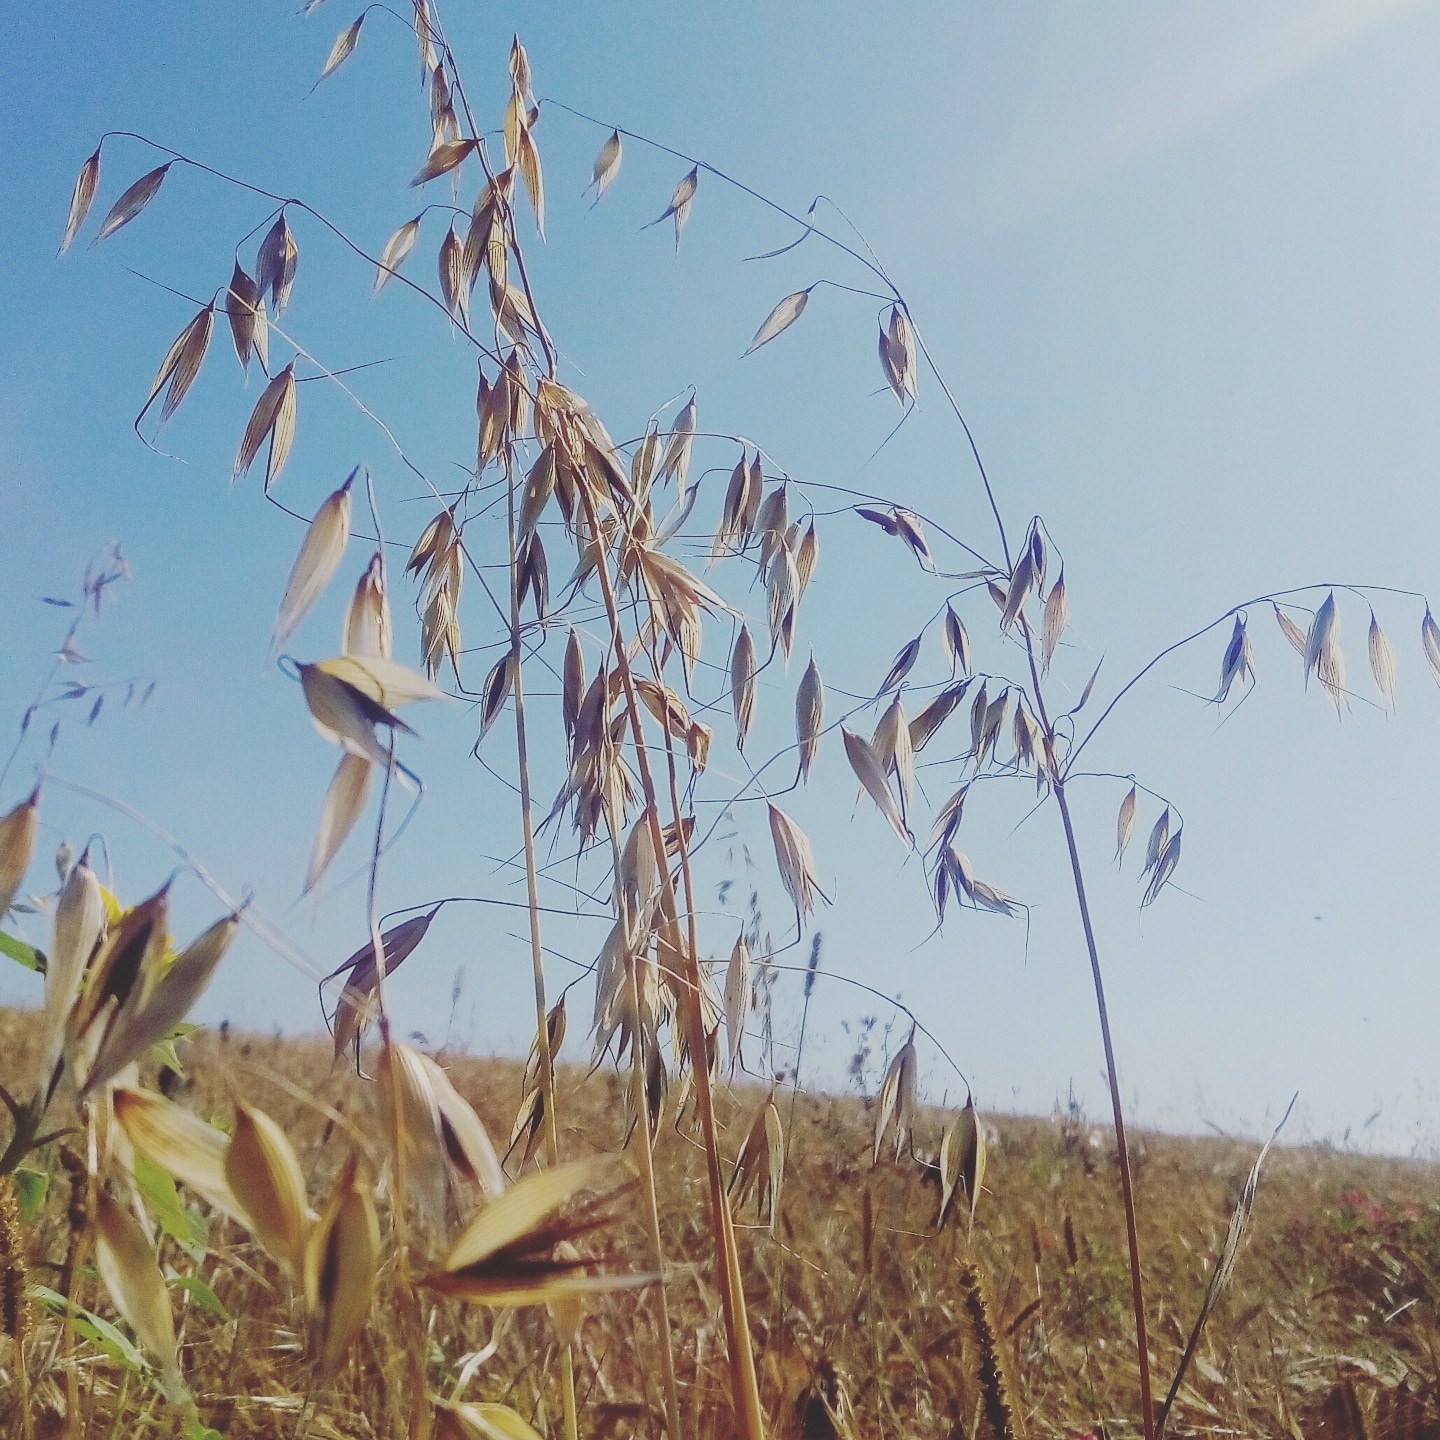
[94,1188,177,1380]
[59,147,102,254]
[768,804,823,917]
[95,163,173,243]
[938,1095,987,1237]
[227,1103,311,1275]
[873,1037,917,1164]
[0,785,40,918]
[305,1157,379,1382]
[1115,785,1138,864]
[730,625,757,752]
[795,655,824,781]
[273,472,354,653]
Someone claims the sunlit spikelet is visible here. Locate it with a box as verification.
[224,262,268,373]
[256,213,300,313]
[422,1158,641,1306]
[39,844,105,1082]
[316,14,364,84]
[588,129,622,202]
[327,910,439,1059]
[112,1086,242,1222]
[938,1096,986,1237]
[745,288,811,356]
[234,363,298,489]
[60,146,102,254]
[94,1187,177,1381]
[842,727,908,844]
[873,1037,917,1164]
[1115,784,1138,863]
[95,162,173,243]
[273,471,354,652]
[306,752,373,894]
[305,1157,380,1382]
[724,933,751,1075]
[795,655,824,781]
[344,552,393,659]
[730,624,758,752]
[0,785,40,918]
[767,804,823,917]
[137,302,214,430]
[375,215,422,293]
[85,908,238,1094]
[728,1094,784,1231]
[1368,610,1398,709]
[227,1102,311,1275]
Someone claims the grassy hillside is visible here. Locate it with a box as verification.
[2,1005,1438,1439]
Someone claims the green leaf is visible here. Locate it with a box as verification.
[172,1273,229,1322]
[12,1166,49,1222]
[183,1418,224,1440]
[0,930,45,974]
[28,1283,147,1372]
[134,1153,208,1259]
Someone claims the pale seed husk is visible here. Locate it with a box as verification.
[227,1102,311,1275]
[306,752,373,894]
[745,288,811,356]
[0,785,40,919]
[375,215,422,293]
[273,471,354,652]
[60,147,101,254]
[588,130,622,202]
[1115,784,1138,863]
[795,655,824,781]
[305,1157,380,1382]
[95,162,173,244]
[316,14,364,84]
[730,624,757,752]
[94,1187,177,1380]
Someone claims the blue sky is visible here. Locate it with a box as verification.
[4,0,1440,1154]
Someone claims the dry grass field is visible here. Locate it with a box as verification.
[2,1003,1438,1439]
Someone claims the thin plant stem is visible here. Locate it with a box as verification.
[1052,776,1155,1440]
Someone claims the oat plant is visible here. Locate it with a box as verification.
[3,9,1435,1440]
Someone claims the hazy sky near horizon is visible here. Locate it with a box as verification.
[3,1,1440,1156]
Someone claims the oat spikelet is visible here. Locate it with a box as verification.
[587,130,622,203]
[305,1157,379,1383]
[795,655,824,781]
[316,13,364,84]
[273,471,354,652]
[767,804,823,917]
[730,624,757,752]
[375,215,422,293]
[228,1103,311,1275]
[234,362,298,489]
[0,784,40,918]
[1115,784,1138,863]
[60,146,102,254]
[957,1261,1019,1440]
[94,1188,178,1382]
[306,752,373,893]
[1368,609,1398,709]
[745,288,812,356]
[95,162,173,243]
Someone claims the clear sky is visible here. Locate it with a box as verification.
[4,1,1440,1155]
